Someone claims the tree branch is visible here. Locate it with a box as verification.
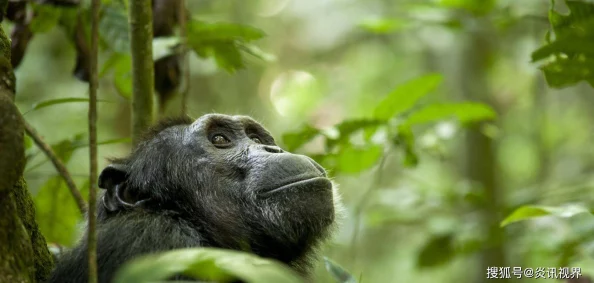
[87,0,101,282]
[24,122,87,214]
[128,0,155,145]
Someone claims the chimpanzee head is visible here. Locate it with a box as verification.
[97,114,340,274]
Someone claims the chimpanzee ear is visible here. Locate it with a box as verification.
[99,164,147,212]
[98,164,128,190]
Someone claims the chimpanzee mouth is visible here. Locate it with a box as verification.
[261,176,331,196]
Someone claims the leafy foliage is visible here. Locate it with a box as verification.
[34,135,87,245]
[113,248,302,283]
[532,0,594,88]
[99,2,131,53]
[186,20,266,72]
[501,204,591,227]
[373,73,442,120]
[281,73,495,174]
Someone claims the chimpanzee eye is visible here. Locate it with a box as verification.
[252,137,262,144]
[211,134,230,146]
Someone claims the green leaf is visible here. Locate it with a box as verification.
[31,98,109,111]
[541,56,594,88]
[110,54,133,98]
[532,0,594,88]
[417,234,455,268]
[35,176,87,245]
[239,43,277,62]
[403,102,496,126]
[186,20,266,72]
[373,74,442,120]
[500,204,591,227]
[324,257,357,283]
[34,135,87,245]
[113,248,302,283]
[358,18,407,34]
[336,145,383,174]
[281,125,321,152]
[100,3,130,53]
[326,119,384,149]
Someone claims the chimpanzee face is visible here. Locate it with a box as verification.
[98,114,337,257]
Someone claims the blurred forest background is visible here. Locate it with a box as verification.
[7,0,594,282]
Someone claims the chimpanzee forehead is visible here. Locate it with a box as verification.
[190,114,272,136]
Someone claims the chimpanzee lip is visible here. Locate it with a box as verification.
[262,176,331,195]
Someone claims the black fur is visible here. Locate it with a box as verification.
[47,114,337,283]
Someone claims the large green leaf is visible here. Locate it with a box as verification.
[532,0,594,88]
[373,74,442,120]
[403,102,496,126]
[101,53,133,98]
[35,177,87,245]
[336,144,383,174]
[501,204,591,227]
[113,248,302,283]
[324,257,357,283]
[186,20,267,72]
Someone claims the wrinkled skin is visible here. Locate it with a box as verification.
[47,114,338,283]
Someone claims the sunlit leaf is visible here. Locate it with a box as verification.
[359,18,407,34]
[336,144,383,174]
[417,234,455,268]
[113,248,302,283]
[324,257,357,283]
[500,204,591,227]
[373,74,442,120]
[532,0,594,88]
[403,102,496,126]
[31,98,109,111]
[281,125,321,152]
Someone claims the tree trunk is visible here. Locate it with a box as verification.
[0,10,54,282]
[460,19,507,282]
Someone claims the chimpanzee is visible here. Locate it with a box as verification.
[46,114,340,283]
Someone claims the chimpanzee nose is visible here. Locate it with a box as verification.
[307,157,327,177]
[261,145,283,154]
